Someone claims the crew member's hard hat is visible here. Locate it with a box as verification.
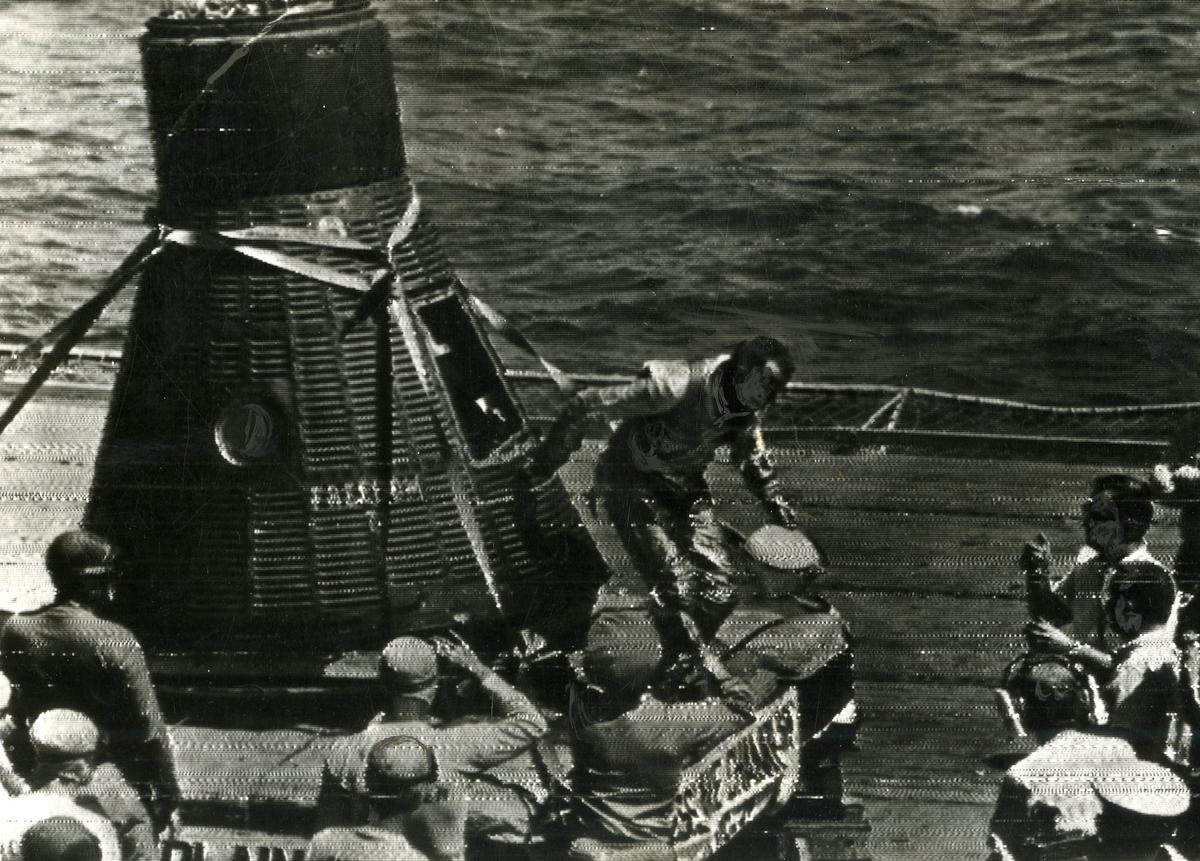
[745,525,823,572]
[21,816,102,861]
[378,637,438,693]
[582,609,662,695]
[29,709,101,758]
[365,735,437,793]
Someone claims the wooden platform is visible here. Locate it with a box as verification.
[0,383,1179,860]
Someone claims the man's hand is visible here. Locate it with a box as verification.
[719,674,758,718]
[1152,463,1177,497]
[530,393,591,479]
[765,496,800,529]
[1020,533,1052,579]
[156,809,182,844]
[431,633,490,677]
[1024,620,1076,655]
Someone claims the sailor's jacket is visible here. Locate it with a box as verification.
[0,602,180,810]
[1051,544,1160,650]
[573,695,744,843]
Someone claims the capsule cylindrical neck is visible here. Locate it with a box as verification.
[140,1,406,214]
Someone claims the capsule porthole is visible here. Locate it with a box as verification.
[215,401,277,465]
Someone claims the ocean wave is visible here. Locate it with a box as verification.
[6,0,1200,404]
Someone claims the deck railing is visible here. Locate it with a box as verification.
[4,343,1197,453]
[504,369,1199,456]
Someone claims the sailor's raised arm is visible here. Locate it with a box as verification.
[431,636,548,770]
[1022,534,1071,625]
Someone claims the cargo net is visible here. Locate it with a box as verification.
[503,370,1200,446]
[670,688,802,861]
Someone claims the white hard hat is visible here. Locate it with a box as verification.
[29,709,100,758]
[744,525,823,572]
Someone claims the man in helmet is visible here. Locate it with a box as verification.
[27,709,155,861]
[988,561,1189,860]
[0,531,179,829]
[567,620,748,855]
[1022,474,1161,672]
[533,336,801,698]
[316,635,548,861]
[0,801,120,861]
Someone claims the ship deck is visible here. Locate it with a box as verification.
[0,374,1187,860]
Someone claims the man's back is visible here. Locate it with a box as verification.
[319,714,547,861]
[0,604,154,733]
[718,603,851,710]
[573,696,744,843]
[0,603,178,820]
[324,713,545,796]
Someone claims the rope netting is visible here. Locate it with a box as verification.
[4,346,1199,444]
[507,370,1200,444]
[0,345,122,387]
[780,385,1200,442]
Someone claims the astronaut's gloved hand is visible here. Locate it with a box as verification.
[529,393,591,480]
[764,496,801,529]
[718,674,758,719]
[1020,533,1052,580]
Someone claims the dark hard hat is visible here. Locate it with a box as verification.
[365,735,437,794]
[21,816,102,861]
[583,609,662,695]
[1025,661,1080,698]
[45,531,116,581]
[1005,654,1093,733]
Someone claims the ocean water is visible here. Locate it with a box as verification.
[2,0,1200,405]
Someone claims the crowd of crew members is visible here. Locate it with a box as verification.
[0,533,850,861]
[17,334,1200,860]
[0,335,856,861]
[988,430,1200,858]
